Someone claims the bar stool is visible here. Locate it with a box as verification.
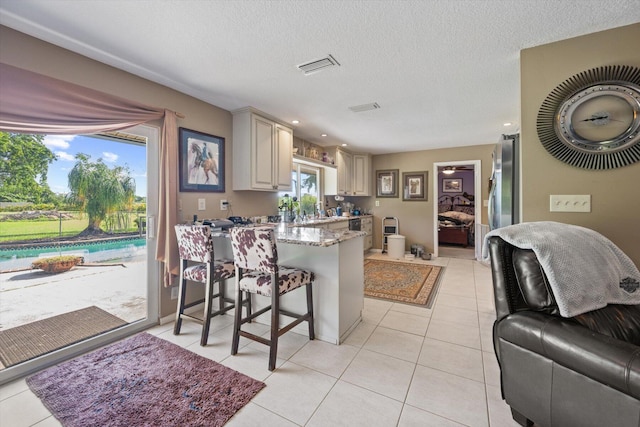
[229,226,315,371]
[174,224,250,346]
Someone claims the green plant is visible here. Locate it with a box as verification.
[66,153,136,234]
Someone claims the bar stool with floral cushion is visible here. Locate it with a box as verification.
[174,224,250,346]
[229,226,315,370]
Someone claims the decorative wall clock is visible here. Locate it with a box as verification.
[536,65,640,169]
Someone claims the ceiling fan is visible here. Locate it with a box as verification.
[440,165,473,175]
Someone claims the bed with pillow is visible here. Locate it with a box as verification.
[438,195,475,247]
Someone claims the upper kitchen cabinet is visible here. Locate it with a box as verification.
[352,153,371,195]
[336,148,371,196]
[232,108,293,191]
[336,149,353,195]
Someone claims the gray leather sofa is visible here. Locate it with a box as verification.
[487,235,640,427]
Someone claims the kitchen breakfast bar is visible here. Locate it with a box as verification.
[213,224,366,344]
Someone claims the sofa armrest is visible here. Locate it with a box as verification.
[497,311,640,400]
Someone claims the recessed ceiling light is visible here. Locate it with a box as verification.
[341,143,348,147]
[503,122,512,126]
[292,120,299,124]
[321,134,327,137]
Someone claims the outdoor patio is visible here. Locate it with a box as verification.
[0,259,147,331]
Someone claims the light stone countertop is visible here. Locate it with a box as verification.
[211,223,366,247]
[288,214,372,228]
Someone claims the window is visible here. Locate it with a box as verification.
[279,162,321,216]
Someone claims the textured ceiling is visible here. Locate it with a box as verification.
[1,0,639,154]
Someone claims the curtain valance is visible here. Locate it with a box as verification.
[0,62,179,286]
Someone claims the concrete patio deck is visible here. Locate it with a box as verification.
[0,259,147,331]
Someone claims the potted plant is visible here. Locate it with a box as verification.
[278,194,299,223]
[31,255,84,274]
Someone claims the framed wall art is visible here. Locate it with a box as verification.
[376,169,399,198]
[402,171,427,201]
[179,127,225,192]
[442,178,462,193]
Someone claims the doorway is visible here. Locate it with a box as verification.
[432,160,481,260]
[0,124,159,385]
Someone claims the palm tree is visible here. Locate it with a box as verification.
[67,153,136,235]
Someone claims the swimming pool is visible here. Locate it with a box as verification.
[0,238,147,271]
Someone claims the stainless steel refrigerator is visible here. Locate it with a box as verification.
[489,134,519,230]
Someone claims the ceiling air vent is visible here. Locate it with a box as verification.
[297,54,340,75]
[348,102,381,113]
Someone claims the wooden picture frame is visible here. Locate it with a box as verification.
[402,171,428,201]
[442,178,462,193]
[376,169,399,198]
[179,127,225,192]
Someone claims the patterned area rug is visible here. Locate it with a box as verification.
[364,259,443,306]
[27,333,265,427]
[0,306,127,368]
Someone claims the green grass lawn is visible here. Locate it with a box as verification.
[0,213,142,243]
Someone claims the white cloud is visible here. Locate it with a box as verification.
[43,135,75,149]
[55,151,75,161]
[102,152,118,163]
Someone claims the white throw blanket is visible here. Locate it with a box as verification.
[484,222,640,317]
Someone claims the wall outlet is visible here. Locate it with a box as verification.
[170,286,178,300]
[198,198,206,211]
[220,199,228,211]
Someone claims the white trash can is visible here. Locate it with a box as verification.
[387,234,406,259]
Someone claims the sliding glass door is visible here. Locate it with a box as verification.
[0,124,159,385]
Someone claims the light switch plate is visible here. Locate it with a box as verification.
[198,198,206,211]
[550,195,591,212]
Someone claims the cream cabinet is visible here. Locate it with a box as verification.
[352,154,371,196]
[362,216,373,251]
[336,149,353,196]
[232,108,293,191]
[336,149,371,196]
[327,219,349,232]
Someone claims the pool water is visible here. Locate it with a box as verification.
[0,238,147,271]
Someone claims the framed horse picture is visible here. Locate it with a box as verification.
[178,128,225,192]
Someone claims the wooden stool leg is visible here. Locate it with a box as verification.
[173,267,187,335]
[306,283,315,340]
[269,278,279,371]
[245,291,252,322]
[231,280,243,355]
[200,279,214,346]
[218,278,226,312]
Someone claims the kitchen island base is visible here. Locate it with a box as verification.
[214,229,364,345]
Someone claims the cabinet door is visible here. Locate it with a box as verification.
[252,115,276,190]
[275,124,293,191]
[353,154,370,196]
[327,220,349,231]
[336,150,353,195]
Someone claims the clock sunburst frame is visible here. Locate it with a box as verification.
[536,65,640,170]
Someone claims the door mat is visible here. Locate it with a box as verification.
[0,306,127,368]
[364,259,443,306]
[27,333,265,427]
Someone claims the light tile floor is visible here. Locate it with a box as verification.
[0,253,521,427]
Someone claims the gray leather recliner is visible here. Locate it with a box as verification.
[487,235,640,427]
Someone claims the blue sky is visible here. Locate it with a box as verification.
[43,135,147,197]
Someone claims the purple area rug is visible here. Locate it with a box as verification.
[26,332,265,426]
